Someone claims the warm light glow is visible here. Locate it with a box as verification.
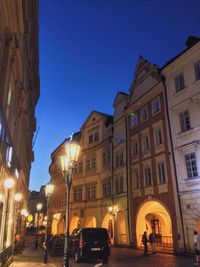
[65,141,80,163]
[4,178,14,189]
[44,216,47,221]
[36,203,43,211]
[60,155,70,171]
[0,193,3,202]
[108,204,113,213]
[45,182,54,197]
[14,193,22,201]
[21,209,29,217]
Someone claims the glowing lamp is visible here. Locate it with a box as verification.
[4,178,14,189]
[14,193,22,202]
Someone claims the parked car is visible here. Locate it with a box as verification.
[69,227,111,263]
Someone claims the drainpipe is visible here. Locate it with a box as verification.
[162,75,186,253]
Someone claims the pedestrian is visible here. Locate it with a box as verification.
[142,231,148,255]
[194,230,200,265]
[149,229,156,254]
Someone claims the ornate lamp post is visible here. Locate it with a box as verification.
[43,182,54,263]
[35,203,42,250]
[61,138,80,267]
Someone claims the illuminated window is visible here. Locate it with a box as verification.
[144,167,152,187]
[155,128,163,145]
[140,105,149,122]
[179,110,191,132]
[151,97,161,114]
[133,169,140,189]
[174,73,185,92]
[158,162,166,184]
[130,113,138,128]
[185,153,198,179]
[6,146,13,167]
[194,61,200,80]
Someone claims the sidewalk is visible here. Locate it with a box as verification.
[10,236,58,267]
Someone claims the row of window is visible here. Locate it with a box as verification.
[132,127,163,157]
[73,177,124,202]
[130,96,161,128]
[74,150,124,174]
[0,116,19,178]
[132,152,199,189]
[174,61,200,93]
[132,162,166,189]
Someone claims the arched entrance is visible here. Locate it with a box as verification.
[69,215,80,234]
[116,211,127,245]
[136,200,173,250]
[57,218,65,234]
[102,213,114,244]
[85,216,96,228]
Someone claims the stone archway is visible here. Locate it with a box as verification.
[69,215,80,234]
[136,200,173,249]
[102,213,114,244]
[85,216,96,228]
[116,211,127,245]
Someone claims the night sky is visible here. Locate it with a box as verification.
[29,0,200,191]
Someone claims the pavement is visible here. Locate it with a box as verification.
[9,235,196,267]
[10,235,58,267]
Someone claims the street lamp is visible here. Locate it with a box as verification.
[61,138,80,267]
[35,203,43,250]
[43,182,54,263]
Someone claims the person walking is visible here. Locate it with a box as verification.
[142,231,148,255]
[149,230,156,254]
[194,230,200,265]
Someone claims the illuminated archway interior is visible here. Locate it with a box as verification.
[102,213,114,244]
[136,200,172,246]
[57,218,65,234]
[116,211,127,244]
[69,215,80,234]
[85,216,96,228]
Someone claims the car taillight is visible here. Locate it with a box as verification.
[79,239,83,248]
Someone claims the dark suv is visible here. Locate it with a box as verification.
[69,227,111,263]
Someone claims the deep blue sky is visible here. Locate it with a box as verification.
[29,0,200,191]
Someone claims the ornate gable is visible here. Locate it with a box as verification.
[129,55,161,104]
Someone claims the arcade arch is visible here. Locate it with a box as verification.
[85,216,96,228]
[136,200,172,248]
[69,215,80,234]
[102,213,114,244]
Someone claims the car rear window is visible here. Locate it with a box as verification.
[82,228,109,241]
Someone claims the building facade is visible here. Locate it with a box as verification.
[0,0,39,265]
[162,36,200,252]
[49,111,130,245]
[125,56,184,252]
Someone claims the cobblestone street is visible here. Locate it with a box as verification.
[10,236,195,267]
